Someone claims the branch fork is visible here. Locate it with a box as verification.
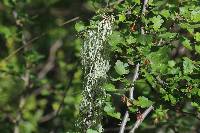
[119,1,152,133]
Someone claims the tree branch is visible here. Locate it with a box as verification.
[38,40,62,79]
[129,105,154,133]
[130,63,140,100]
[142,0,149,14]
[119,0,149,132]
[119,64,140,133]
[128,1,151,133]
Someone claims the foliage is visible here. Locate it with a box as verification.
[77,0,200,132]
[0,0,200,133]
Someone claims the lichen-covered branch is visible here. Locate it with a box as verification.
[78,15,114,132]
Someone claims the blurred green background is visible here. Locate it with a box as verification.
[0,0,97,132]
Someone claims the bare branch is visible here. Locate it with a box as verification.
[59,16,79,26]
[3,33,46,62]
[119,64,140,133]
[129,105,154,133]
[142,0,149,15]
[141,0,149,34]
[127,1,151,133]
[39,111,56,123]
[119,111,129,133]
[119,1,149,132]
[38,40,62,79]
[130,63,140,100]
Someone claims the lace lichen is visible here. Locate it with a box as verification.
[78,15,114,132]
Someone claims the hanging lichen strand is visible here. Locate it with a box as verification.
[78,15,114,132]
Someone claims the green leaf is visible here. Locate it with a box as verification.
[191,88,200,96]
[183,57,195,74]
[180,23,200,29]
[191,102,200,111]
[75,21,85,32]
[118,14,126,22]
[126,36,136,44]
[191,10,200,22]
[152,105,168,120]
[160,9,170,18]
[108,31,124,50]
[182,37,192,50]
[150,15,164,31]
[86,129,99,133]
[159,32,177,40]
[147,46,170,74]
[163,94,176,104]
[129,106,138,113]
[195,45,200,54]
[133,0,140,4]
[114,60,129,75]
[168,60,176,68]
[134,96,153,108]
[102,83,116,92]
[137,34,153,45]
[104,102,121,119]
[194,32,200,42]
[179,7,190,19]
[179,23,194,33]
[0,25,16,39]
[25,51,44,63]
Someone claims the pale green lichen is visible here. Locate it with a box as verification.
[78,15,114,132]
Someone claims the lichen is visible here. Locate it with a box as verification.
[77,15,114,132]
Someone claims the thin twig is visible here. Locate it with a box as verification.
[3,33,46,62]
[119,64,140,133]
[59,17,79,26]
[2,17,79,62]
[38,40,62,79]
[141,0,149,34]
[37,63,78,124]
[129,105,154,133]
[55,62,78,117]
[39,111,57,123]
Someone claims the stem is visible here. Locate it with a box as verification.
[142,0,149,14]
[119,111,129,133]
[129,105,154,133]
[128,1,151,133]
[119,64,140,133]
[119,0,149,132]
[130,63,140,100]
